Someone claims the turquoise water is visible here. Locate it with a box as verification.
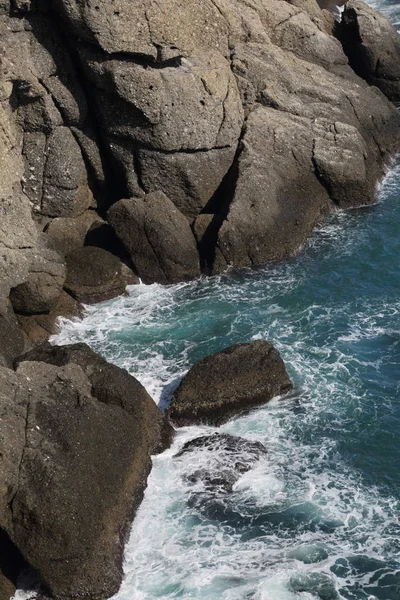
[53,12,400,598]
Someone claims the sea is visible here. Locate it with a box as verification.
[52,5,400,599]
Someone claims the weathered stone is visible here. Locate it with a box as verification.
[64,246,136,304]
[137,147,238,220]
[17,290,80,345]
[76,46,243,213]
[0,304,25,368]
[341,0,400,101]
[9,249,66,314]
[5,343,174,600]
[41,126,92,217]
[108,192,201,284]
[261,0,348,70]
[214,108,333,271]
[166,340,293,426]
[45,211,97,256]
[53,0,230,58]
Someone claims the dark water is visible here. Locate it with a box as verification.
[53,8,400,598]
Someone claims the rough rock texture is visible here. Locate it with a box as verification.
[175,433,268,492]
[166,340,293,426]
[1,0,400,293]
[10,249,66,314]
[3,343,174,600]
[17,291,80,345]
[341,0,400,101]
[0,304,26,367]
[0,0,400,598]
[108,192,201,284]
[64,246,136,303]
[45,211,98,256]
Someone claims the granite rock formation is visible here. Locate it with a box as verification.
[1,0,399,318]
[0,343,173,600]
[1,0,400,598]
[166,340,293,426]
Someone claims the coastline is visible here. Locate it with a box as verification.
[1,0,400,598]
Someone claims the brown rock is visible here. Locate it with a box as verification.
[108,192,201,284]
[166,340,293,426]
[64,246,137,304]
[4,343,174,600]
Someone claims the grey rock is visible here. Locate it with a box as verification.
[175,433,268,492]
[45,211,98,256]
[166,340,293,426]
[108,192,201,284]
[53,0,230,58]
[137,146,238,220]
[341,0,400,101]
[41,126,92,217]
[10,249,66,314]
[215,108,334,271]
[77,46,243,214]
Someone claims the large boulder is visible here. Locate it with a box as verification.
[213,107,371,271]
[202,36,400,272]
[77,46,243,216]
[3,343,174,600]
[64,246,137,304]
[166,340,293,426]
[108,192,201,284]
[341,0,400,101]
[53,0,230,58]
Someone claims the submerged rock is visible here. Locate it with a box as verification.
[2,343,174,600]
[166,340,292,426]
[175,433,268,493]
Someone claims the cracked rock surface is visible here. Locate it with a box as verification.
[0,343,173,600]
[1,0,400,296]
[1,0,400,597]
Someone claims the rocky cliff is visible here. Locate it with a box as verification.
[1,0,400,337]
[1,0,400,598]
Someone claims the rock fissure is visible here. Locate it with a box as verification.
[9,385,30,522]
